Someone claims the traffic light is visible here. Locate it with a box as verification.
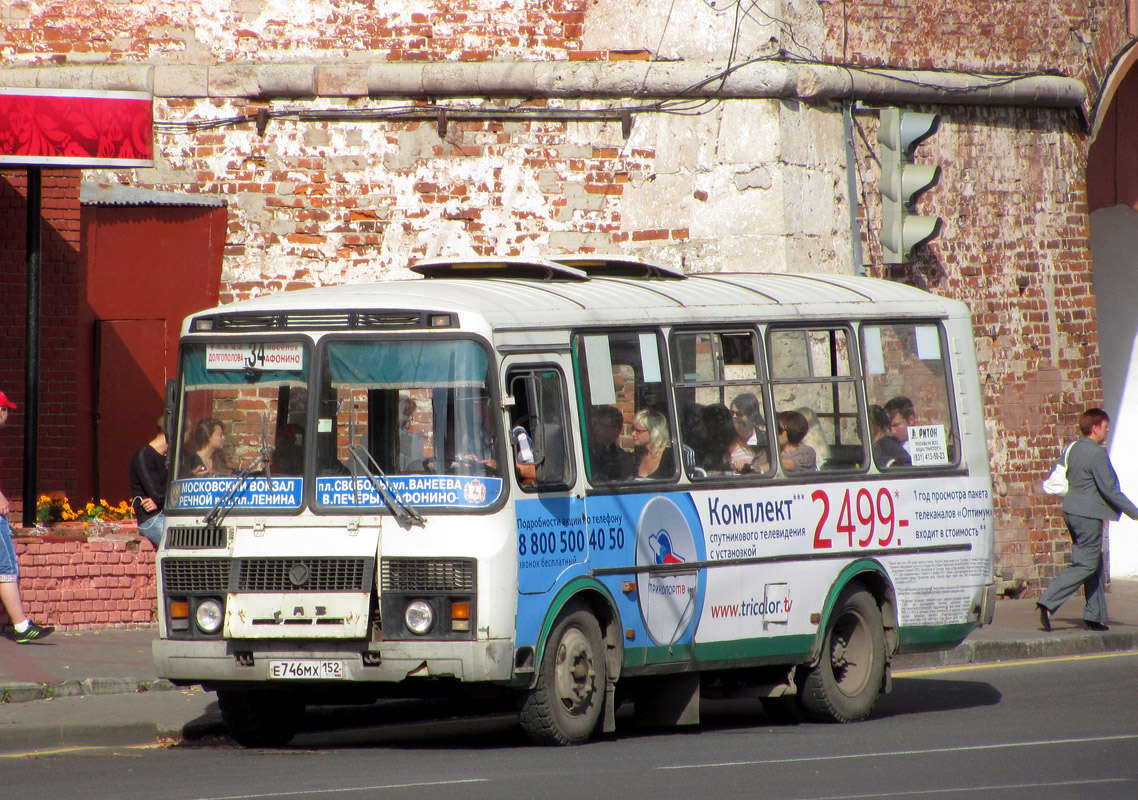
[877,108,942,264]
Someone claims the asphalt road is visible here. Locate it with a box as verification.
[7,652,1138,800]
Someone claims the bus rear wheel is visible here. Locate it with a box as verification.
[798,585,885,723]
[217,688,305,748]
[519,609,607,745]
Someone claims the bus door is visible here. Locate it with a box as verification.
[503,359,586,596]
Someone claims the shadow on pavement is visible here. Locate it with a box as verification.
[874,676,1002,717]
[189,674,1000,751]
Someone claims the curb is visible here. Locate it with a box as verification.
[5,721,162,754]
[893,631,1138,670]
[1,678,177,705]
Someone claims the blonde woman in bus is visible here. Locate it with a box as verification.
[795,406,831,467]
[630,408,674,480]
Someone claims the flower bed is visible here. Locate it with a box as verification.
[1,522,157,631]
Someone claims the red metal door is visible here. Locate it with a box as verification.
[95,318,166,503]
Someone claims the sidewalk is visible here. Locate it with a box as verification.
[3,580,1138,755]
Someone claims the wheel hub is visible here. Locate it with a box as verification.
[554,628,596,713]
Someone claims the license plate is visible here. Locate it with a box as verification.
[268,660,344,679]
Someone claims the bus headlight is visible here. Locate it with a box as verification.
[195,598,224,634]
[405,600,435,635]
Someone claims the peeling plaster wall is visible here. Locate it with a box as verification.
[580,0,825,61]
[1,0,593,64]
[93,95,850,297]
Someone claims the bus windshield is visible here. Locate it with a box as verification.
[312,337,504,511]
[168,340,309,515]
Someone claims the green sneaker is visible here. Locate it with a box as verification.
[14,621,54,643]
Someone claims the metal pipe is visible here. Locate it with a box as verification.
[842,101,865,276]
[22,168,41,528]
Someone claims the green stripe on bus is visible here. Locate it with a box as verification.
[629,635,816,667]
[897,622,975,650]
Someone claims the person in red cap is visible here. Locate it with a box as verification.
[0,390,54,643]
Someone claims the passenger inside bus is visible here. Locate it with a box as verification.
[882,395,915,467]
[587,406,628,482]
[777,410,817,472]
[679,402,705,471]
[397,396,426,472]
[454,396,499,476]
[730,393,765,450]
[510,422,537,486]
[629,409,674,480]
[181,418,229,478]
[796,406,831,467]
[871,404,906,468]
[698,403,753,474]
[270,424,304,476]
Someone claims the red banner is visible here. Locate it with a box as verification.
[0,89,153,167]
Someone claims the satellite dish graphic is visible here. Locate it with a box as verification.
[635,497,699,646]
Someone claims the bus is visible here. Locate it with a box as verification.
[152,256,996,746]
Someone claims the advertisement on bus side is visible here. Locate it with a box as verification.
[513,477,994,653]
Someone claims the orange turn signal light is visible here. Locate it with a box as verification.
[170,601,190,619]
[451,601,471,631]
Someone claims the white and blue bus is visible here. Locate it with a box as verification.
[153,256,995,746]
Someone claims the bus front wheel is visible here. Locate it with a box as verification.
[798,585,885,723]
[519,608,607,745]
[217,688,305,748]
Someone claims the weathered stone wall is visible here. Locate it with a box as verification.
[2,0,1135,594]
[132,95,850,302]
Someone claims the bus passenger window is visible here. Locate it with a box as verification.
[769,327,866,474]
[575,330,676,484]
[671,330,771,479]
[862,323,957,468]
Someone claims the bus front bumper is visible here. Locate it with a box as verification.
[153,637,516,686]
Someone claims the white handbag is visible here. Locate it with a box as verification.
[1042,442,1076,496]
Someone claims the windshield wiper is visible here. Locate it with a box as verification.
[203,421,275,527]
[348,444,425,530]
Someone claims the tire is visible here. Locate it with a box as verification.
[519,609,607,745]
[217,689,305,747]
[798,585,885,723]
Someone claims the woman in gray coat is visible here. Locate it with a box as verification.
[1038,408,1138,632]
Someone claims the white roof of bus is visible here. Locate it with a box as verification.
[185,259,969,334]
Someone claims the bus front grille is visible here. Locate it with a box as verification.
[165,526,229,550]
[237,558,372,592]
[162,557,373,593]
[381,558,476,592]
[162,558,230,593]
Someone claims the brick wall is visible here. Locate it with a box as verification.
[1,2,592,64]
[0,170,83,509]
[816,0,1119,81]
[0,531,157,631]
[862,104,1097,591]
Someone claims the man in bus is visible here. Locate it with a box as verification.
[883,396,915,467]
[587,406,627,481]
